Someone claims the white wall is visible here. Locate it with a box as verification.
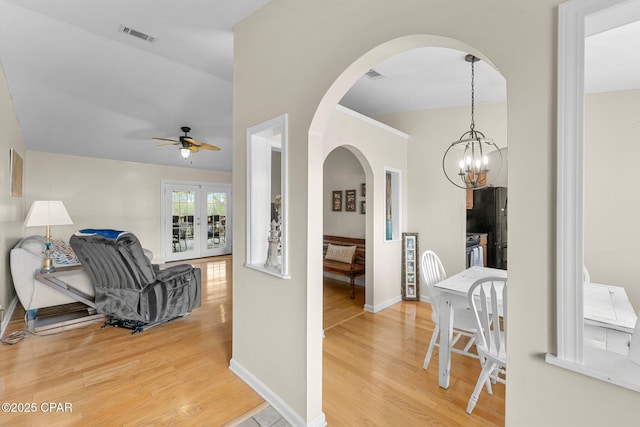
[26,151,231,260]
[0,62,27,320]
[378,102,508,295]
[232,1,640,426]
[585,89,640,308]
[323,146,365,238]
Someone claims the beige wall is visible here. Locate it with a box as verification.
[233,0,640,426]
[26,151,231,260]
[323,147,365,239]
[585,90,640,308]
[0,62,27,320]
[378,102,508,293]
[323,108,408,309]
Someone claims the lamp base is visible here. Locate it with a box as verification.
[41,256,56,274]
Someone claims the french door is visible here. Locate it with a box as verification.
[163,181,232,262]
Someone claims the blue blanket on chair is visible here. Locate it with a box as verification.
[78,229,127,240]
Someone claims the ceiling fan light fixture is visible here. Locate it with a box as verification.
[152,126,221,157]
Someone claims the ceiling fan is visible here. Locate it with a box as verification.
[153,126,221,159]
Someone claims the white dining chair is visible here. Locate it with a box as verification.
[583,266,591,283]
[421,250,479,370]
[466,277,508,414]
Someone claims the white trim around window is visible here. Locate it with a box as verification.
[547,0,640,392]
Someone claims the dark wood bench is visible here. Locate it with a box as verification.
[323,235,365,299]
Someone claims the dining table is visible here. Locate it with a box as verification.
[432,266,638,389]
[433,266,507,389]
[583,282,637,354]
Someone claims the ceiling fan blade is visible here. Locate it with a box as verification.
[183,137,205,146]
[188,146,199,152]
[199,142,221,151]
[153,137,180,143]
[156,142,179,147]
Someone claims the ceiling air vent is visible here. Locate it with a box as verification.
[365,69,384,80]
[119,25,157,44]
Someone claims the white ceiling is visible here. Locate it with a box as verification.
[0,0,270,170]
[341,18,640,117]
[0,0,638,171]
[340,47,507,116]
[585,18,640,94]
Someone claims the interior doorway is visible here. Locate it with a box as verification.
[323,147,367,329]
[163,180,232,261]
[309,36,508,424]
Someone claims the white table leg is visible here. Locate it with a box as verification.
[439,293,454,388]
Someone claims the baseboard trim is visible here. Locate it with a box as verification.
[1,296,18,338]
[229,359,326,427]
[364,295,402,313]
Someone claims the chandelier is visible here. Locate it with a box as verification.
[442,54,502,190]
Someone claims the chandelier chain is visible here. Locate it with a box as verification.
[470,58,475,131]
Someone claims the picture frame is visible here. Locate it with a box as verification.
[360,201,366,214]
[345,189,356,212]
[401,232,419,300]
[361,183,366,197]
[10,148,23,197]
[332,190,342,211]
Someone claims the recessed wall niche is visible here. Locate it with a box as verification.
[246,114,289,278]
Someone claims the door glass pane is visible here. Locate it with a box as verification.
[171,190,196,253]
[207,191,227,249]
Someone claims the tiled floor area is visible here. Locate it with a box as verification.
[235,406,291,427]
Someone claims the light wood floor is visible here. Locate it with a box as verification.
[2,257,504,426]
[323,277,365,330]
[323,296,505,426]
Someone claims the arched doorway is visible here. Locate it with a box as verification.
[322,146,370,328]
[307,35,507,421]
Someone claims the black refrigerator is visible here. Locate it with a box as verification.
[466,186,508,270]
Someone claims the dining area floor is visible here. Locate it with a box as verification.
[322,292,505,426]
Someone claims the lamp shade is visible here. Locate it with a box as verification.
[25,201,73,227]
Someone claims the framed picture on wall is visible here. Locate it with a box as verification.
[402,232,419,301]
[10,148,23,197]
[345,189,356,212]
[361,183,366,197]
[332,190,342,211]
[361,201,366,214]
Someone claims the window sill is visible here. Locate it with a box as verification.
[546,347,640,393]
[245,263,290,279]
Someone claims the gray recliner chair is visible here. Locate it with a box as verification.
[70,230,201,334]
